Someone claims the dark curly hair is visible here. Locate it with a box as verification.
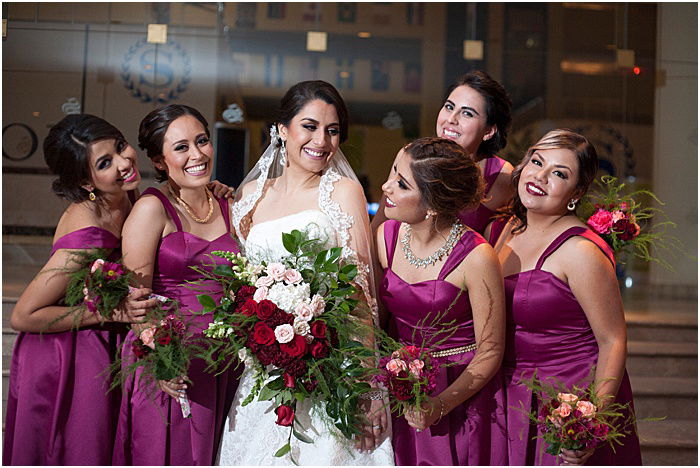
[506,129,599,233]
[404,137,484,228]
[43,114,126,202]
[138,104,210,182]
[445,70,512,159]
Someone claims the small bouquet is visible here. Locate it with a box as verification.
[193,230,378,461]
[579,175,681,269]
[520,372,636,457]
[63,249,133,324]
[374,345,439,414]
[111,299,194,418]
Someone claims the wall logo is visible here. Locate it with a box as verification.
[121,37,191,104]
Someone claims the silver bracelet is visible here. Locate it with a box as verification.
[359,390,384,400]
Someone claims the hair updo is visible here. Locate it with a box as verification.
[276,80,349,145]
[43,114,126,202]
[445,70,512,158]
[138,104,210,182]
[404,137,484,228]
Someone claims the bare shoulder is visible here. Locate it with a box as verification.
[461,240,500,270]
[237,179,259,198]
[333,176,365,199]
[129,189,166,217]
[53,202,100,239]
[557,235,615,275]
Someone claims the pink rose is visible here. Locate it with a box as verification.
[139,326,157,350]
[555,402,572,418]
[266,263,286,282]
[547,414,563,428]
[90,258,105,274]
[611,210,626,223]
[255,276,274,288]
[386,358,408,376]
[274,324,295,344]
[586,209,614,234]
[284,269,303,284]
[576,400,597,418]
[310,294,325,317]
[294,303,314,322]
[557,393,578,403]
[253,286,268,302]
[408,359,424,377]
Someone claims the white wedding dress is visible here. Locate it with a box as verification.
[218,169,394,466]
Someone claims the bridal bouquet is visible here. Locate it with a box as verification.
[520,372,636,457]
[578,175,681,269]
[63,249,133,325]
[194,230,377,459]
[374,345,439,414]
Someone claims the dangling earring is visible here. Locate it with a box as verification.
[279,140,287,167]
[567,199,577,211]
[89,191,96,201]
[424,210,434,220]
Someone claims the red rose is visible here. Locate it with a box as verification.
[275,404,295,426]
[132,341,148,359]
[240,299,259,317]
[283,372,296,388]
[257,300,277,320]
[253,322,276,346]
[280,334,307,357]
[310,320,327,339]
[156,333,171,346]
[310,339,329,358]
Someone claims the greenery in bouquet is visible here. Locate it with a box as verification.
[578,175,683,269]
[62,248,133,326]
[193,230,380,460]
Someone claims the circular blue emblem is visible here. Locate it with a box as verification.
[121,37,192,104]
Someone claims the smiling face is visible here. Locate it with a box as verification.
[381,148,428,224]
[156,115,213,189]
[83,138,140,196]
[435,84,496,155]
[278,99,341,174]
[518,147,581,215]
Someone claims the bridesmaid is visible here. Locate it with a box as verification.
[112,105,241,465]
[373,70,514,234]
[376,137,507,465]
[485,129,642,465]
[4,114,156,465]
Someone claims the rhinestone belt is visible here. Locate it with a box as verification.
[432,343,477,357]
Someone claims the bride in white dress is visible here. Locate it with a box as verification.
[218,81,394,466]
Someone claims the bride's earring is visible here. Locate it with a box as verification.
[279,140,287,167]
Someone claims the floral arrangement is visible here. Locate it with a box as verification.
[374,345,439,414]
[520,371,636,457]
[193,230,378,460]
[63,249,133,325]
[578,175,681,269]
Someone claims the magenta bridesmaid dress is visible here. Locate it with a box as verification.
[3,227,128,465]
[489,221,642,465]
[379,219,508,466]
[112,188,241,465]
[459,155,507,233]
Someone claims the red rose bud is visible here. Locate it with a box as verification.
[253,322,276,346]
[156,334,171,346]
[256,299,277,320]
[309,339,329,358]
[283,372,296,388]
[280,334,307,357]
[310,320,327,339]
[240,299,259,317]
[275,404,295,426]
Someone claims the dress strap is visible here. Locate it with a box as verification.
[535,226,616,270]
[216,195,231,233]
[51,226,120,257]
[438,229,487,280]
[383,220,401,269]
[482,156,507,193]
[142,187,183,232]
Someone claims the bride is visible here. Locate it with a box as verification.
[218,81,394,465]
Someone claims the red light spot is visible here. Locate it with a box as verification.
[633,66,641,75]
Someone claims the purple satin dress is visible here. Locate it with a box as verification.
[459,155,507,233]
[3,227,128,465]
[489,221,642,465]
[379,220,508,466]
[112,188,241,465]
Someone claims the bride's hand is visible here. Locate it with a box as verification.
[158,376,187,399]
[355,397,387,453]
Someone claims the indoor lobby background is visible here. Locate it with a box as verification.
[2,3,698,465]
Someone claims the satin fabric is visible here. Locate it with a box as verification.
[3,227,128,465]
[458,155,507,233]
[489,222,642,465]
[379,220,508,466]
[112,188,241,465]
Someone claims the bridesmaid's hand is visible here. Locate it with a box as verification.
[112,287,158,323]
[404,396,441,431]
[355,398,388,453]
[208,180,235,199]
[158,376,188,399]
[559,447,594,465]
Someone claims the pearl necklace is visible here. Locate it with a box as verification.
[168,185,214,224]
[400,220,464,268]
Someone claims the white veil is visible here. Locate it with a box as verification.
[231,125,379,318]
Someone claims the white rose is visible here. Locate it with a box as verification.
[293,317,311,336]
[253,286,268,302]
[284,269,303,284]
[274,324,295,344]
[294,302,315,321]
[266,262,286,282]
[310,294,326,317]
[255,276,274,288]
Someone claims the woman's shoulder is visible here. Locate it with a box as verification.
[332,175,364,195]
[53,202,101,241]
